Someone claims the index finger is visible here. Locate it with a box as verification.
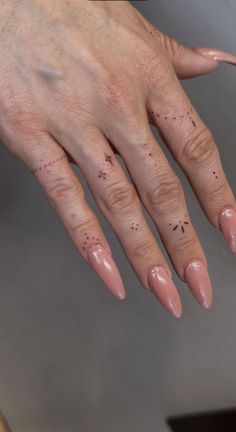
[148,60,236,253]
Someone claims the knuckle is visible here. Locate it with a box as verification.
[100,180,137,214]
[103,72,128,109]
[101,70,140,118]
[147,177,183,213]
[70,217,96,237]
[46,176,83,205]
[2,94,40,137]
[181,128,215,164]
[207,182,229,205]
[171,235,197,256]
[132,239,156,260]
[126,124,150,147]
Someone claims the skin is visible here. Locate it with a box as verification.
[0,0,235,315]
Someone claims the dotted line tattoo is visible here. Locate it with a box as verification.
[31,154,67,175]
[142,142,157,167]
[151,106,197,129]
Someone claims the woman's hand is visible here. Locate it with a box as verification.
[1,0,236,317]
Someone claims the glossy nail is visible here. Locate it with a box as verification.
[87,244,126,300]
[148,266,182,318]
[194,47,236,66]
[219,208,236,253]
[184,260,212,309]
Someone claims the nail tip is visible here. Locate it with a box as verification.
[118,292,126,300]
[202,302,212,310]
[174,311,182,319]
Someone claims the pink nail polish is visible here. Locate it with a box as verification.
[87,244,126,300]
[194,47,236,66]
[219,208,236,253]
[148,266,182,318]
[184,260,213,309]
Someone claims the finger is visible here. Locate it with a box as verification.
[148,57,236,258]
[102,102,213,309]
[53,125,182,318]
[18,133,126,301]
[137,12,236,78]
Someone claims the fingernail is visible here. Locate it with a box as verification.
[148,266,182,318]
[87,244,126,300]
[184,260,213,309]
[194,47,236,66]
[218,208,236,253]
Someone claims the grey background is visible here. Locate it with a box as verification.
[0,0,236,431]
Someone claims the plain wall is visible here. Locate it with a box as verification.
[0,1,236,431]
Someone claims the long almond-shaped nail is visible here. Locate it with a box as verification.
[219,208,236,253]
[87,244,126,300]
[148,266,182,318]
[184,260,213,309]
[194,47,236,66]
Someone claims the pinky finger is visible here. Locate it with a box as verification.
[22,134,126,300]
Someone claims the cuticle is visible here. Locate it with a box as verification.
[217,205,235,230]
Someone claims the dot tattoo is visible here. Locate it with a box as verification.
[151,107,197,129]
[81,233,101,253]
[105,154,113,166]
[30,154,67,174]
[213,171,218,179]
[131,222,139,231]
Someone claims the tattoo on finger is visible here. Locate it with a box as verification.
[30,154,67,175]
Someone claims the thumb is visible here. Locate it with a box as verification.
[156,30,220,79]
[140,16,236,79]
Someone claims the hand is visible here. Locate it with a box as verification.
[1,0,236,317]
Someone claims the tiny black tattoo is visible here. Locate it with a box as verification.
[105,154,113,166]
[30,154,66,174]
[169,219,189,233]
[131,222,139,231]
[213,171,218,179]
[98,170,107,180]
